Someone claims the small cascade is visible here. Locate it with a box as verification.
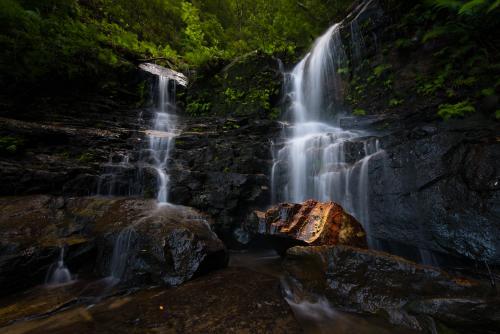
[46,247,73,286]
[108,227,136,282]
[97,153,135,196]
[97,74,179,204]
[271,23,383,241]
[144,76,179,204]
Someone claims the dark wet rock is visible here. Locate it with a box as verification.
[0,282,88,328]
[168,117,281,244]
[0,268,301,334]
[368,122,500,264]
[0,108,143,197]
[284,245,499,333]
[89,199,228,286]
[332,0,500,265]
[0,195,227,295]
[0,107,281,248]
[247,200,367,253]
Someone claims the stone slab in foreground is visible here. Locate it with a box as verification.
[284,245,499,333]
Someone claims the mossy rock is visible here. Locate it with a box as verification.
[185,51,282,119]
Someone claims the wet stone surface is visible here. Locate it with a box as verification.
[0,268,301,334]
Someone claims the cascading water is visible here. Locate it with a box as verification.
[45,246,73,286]
[108,227,136,282]
[272,23,383,241]
[97,74,179,204]
[145,76,178,204]
[97,153,134,196]
[103,76,178,284]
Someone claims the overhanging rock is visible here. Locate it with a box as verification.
[139,63,188,87]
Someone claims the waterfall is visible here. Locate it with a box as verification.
[100,75,178,284]
[272,24,383,241]
[46,246,73,286]
[97,153,134,196]
[146,76,178,204]
[108,227,136,281]
[97,75,178,204]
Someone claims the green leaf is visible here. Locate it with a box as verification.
[353,108,367,116]
[459,0,487,15]
[438,100,476,120]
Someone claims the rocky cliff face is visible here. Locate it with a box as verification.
[368,117,500,264]
[332,0,500,265]
[168,116,280,243]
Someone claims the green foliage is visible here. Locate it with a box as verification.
[395,37,416,50]
[186,101,212,116]
[422,24,464,42]
[0,0,184,100]
[337,67,349,75]
[77,152,95,163]
[222,119,240,130]
[373,64,392,77]
[0,135,23,154]
[438,100,476,120]
[185,51,281,118]
[389,98,404,107]
[417,64,452,96]
[224,87,245,103]
[0,0,354,108]
[353,108,367,116]
[481,88,495,96]
[347,1,498,120]
[428,0,500,15]
[181,1,223,65]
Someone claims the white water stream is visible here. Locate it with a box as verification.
[146,76,179,204]
[45,247,73,286]
[271,23,383,239]
[103,75,179,284]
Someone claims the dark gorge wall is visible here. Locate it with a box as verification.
[338,0,500,264]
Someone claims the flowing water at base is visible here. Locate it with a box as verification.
[45,247,73,287]
[107,227,136,282]
[229,249,416,334]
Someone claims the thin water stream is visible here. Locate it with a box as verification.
[101,73,180,285]
[146,75,179,204]
[45,247,73,286]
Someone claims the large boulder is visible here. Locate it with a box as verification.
[247,200,367,252]
[0,195,227,295]
[283,245,499,333]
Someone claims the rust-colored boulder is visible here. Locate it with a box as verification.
[250,199,367,249]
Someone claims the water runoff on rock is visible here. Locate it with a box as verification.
[97,73,179,204]
[271,24,383,244]
[45,246,73,286]
[97,73,180,285]
[107,227,136,283]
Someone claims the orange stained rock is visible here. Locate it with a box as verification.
[256,199,367,248]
